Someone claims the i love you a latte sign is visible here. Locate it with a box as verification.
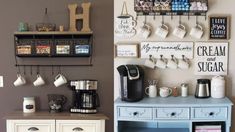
[194,42,228,75]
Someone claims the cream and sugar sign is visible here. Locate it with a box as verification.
[194,42,228,75]
[140,42,194,59]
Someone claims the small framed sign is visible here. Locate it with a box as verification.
[209,15,230,40]
[115,44,139,58]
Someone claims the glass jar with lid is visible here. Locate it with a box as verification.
[23,97,36,113]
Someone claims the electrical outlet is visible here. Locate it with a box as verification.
[0,76,3,87]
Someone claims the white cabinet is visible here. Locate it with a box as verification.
[5,112,108,132]
[7,120,105,132]
[7,120,55,132]
[56,120,105,132]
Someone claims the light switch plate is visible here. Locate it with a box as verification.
[0,76,3,87]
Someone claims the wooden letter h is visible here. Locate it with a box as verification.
[68,3,91,32]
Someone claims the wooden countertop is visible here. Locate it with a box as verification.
[4,111,109,120]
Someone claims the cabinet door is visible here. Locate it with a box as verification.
[7,120,55,132]
[56,120,105,132]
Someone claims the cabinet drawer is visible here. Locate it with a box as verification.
[118,107,152,120]
[156,108,190,119]
[192,107,227,119]
[7,120,55,132]
[56,120,104,132]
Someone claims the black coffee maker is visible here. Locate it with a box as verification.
[69,80,100,114]
[117,65,144,102]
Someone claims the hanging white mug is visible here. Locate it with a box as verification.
[14,74,26,87]
[155,24,169,38]
[54,74,67,87]
[138,23,152,39]
[173,24,187,39]
[33,74,45,87]
[190,24,204,39]
[167,57,178,69]
[178,56,190,69]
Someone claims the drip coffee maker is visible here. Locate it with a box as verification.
[69,80,100,114]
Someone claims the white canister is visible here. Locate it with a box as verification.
[23,97,36,113]
[181,83,188,97]
[211,76,225,98]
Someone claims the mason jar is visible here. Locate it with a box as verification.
[23,97,35,113]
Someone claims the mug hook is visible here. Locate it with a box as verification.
[23,65,26,75]
[144,15,147,25]
[17,66,21,75]
[179,16,181,25]
[58,66,62,74]
[161,15,164,25]
[36,65,39,75]
[51,65,54,75]
[30,66,33,76]
[196,16,199,26]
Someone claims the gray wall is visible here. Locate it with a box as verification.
[0,0,113,131]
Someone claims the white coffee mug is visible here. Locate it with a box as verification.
[14,74,26,86]
[138,23,151,39]
[145,85,157,98]
[178,58,190,69]
[159,87,172,97]
[173,24,187,39]
[33,74,45,86]
[155,24,169,38]
[190,24,203,39]
[155,58,167,69]
[54,74,67,87]
[144,59,155,69]
[167,58,178,69]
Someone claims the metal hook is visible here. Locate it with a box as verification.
[17,66,21,74]
[179,16,181,25]
[51,65,54,75]
[36,65,40,75]
[58,66,62,74]
[23,65,26,75]
[196,16,199,26]
[153,13,156,20]
[45,8,48,15]
[162,15,164,25]
[144,15,147,25]
[30,66,33,76]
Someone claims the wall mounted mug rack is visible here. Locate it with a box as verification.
[140,42,194,59]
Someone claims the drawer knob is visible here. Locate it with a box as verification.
[209,112,214,116]
[133,112,139,116]
[73,127,84,131]
[171,112,176,116]
[28,127,39,131]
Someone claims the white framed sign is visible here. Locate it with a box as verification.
[115,44,139,58]
[140,42,194,59]
[194,42,228,75]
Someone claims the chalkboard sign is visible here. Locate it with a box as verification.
[209,15,230,40]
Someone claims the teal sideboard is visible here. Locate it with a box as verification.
[114,96,233,132]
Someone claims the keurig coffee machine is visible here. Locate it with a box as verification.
[69,80,100,114]
[117,65,144,102]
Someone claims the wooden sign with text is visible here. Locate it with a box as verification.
[209,15,230,40]
[194,42,228,75]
